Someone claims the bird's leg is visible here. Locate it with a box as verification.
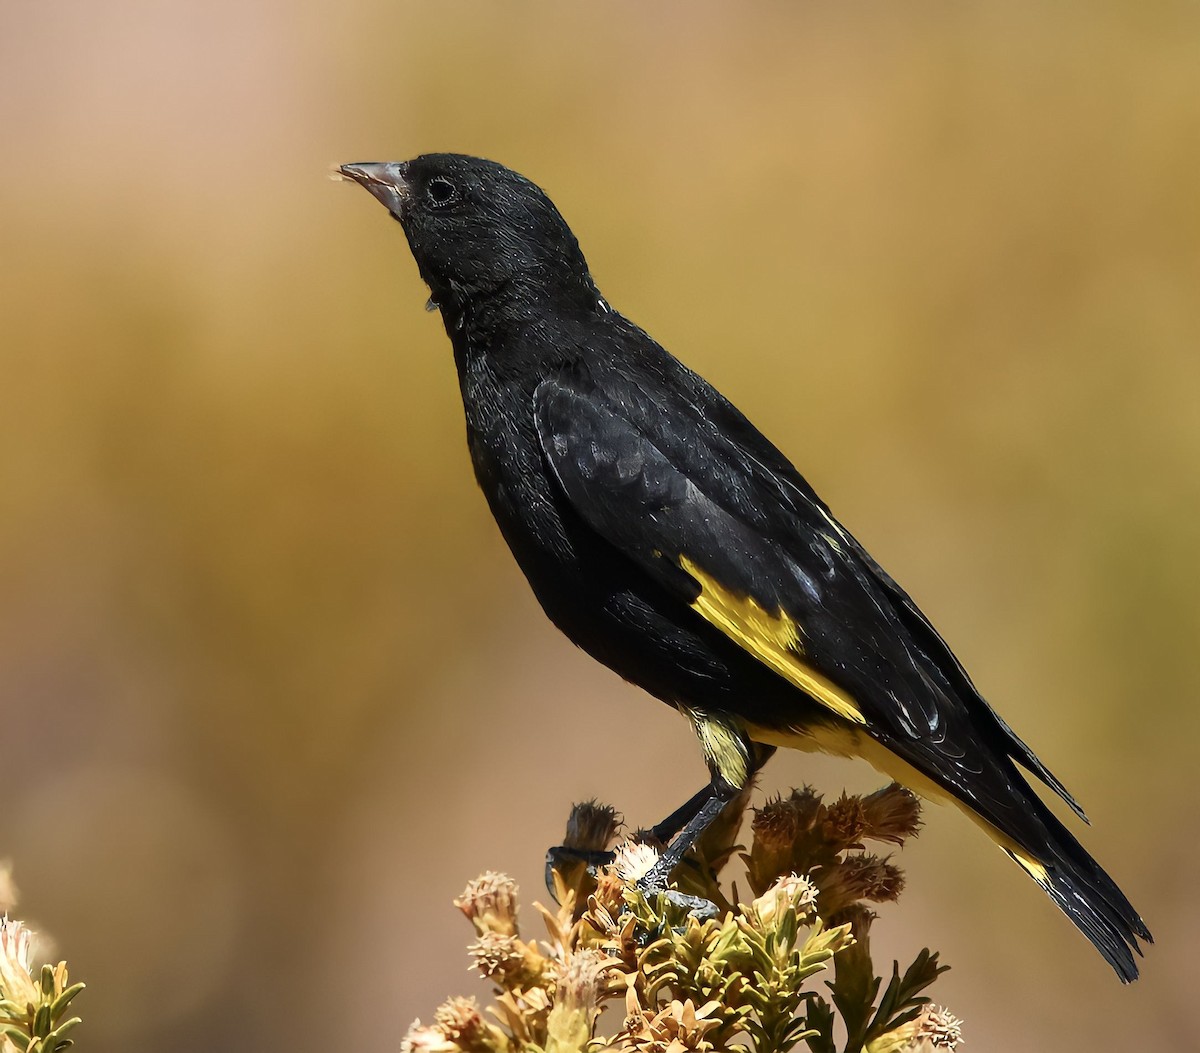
[639,742,775,916]
[543,783,718,895]
[546,742,776,901]
[640,779,738,892]
[647,782,719,844]
[618,781,736,920]
[647,743,776,852]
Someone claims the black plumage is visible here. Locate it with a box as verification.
[339,154,1151,980]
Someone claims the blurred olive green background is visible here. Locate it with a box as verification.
[2,2,1198,1049]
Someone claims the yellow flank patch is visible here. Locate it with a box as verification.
[679,555,866,726]
[681,707,750,788]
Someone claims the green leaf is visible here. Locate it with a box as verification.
[47,985,84,1024]
[48,1018,81,1044]
[32,1003,52,1039]
[827,950,881,1051]
[863,949,949,1047]
[802,996,836,1053]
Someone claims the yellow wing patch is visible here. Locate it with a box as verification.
[679,555,867,726]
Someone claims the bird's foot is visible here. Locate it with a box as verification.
[545,844,719,921]
[635,859,720,922]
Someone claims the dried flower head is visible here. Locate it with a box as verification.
[546,949,620,1051]
[746,874,818,930]
[751,794,802,850]
[746,787,828,894]
[817,854,905,915]
[783,785,825,828]
[469,931,550,990]
[907,1004,963,1050]
[833,902,876,940]
[822,793,868,848]
[862,784,923,846]
[748,796,806,892]
[455,872,519,937]
[563,800,622,853]
[434,997,502,1053]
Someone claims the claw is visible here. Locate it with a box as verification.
[659,888,720,921]
[544,844,616,898]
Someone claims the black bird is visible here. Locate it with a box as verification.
[339,154,1151,981]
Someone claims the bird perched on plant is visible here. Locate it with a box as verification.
[339,154,1150,981]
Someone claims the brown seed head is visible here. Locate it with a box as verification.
[563,800,622,853]
[455,872,519,937]
[816,853,905,914]
[822,793,868,848]
[831,902,876,938]
[751,796,799,850]
[862,784,923,846]
[784,786,825,829]
[845,854,905,902]
[748,790,821,892]
[469,931,548,989]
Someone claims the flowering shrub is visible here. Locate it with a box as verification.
[404,785,961,1053]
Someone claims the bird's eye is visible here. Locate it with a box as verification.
[425,177,460,208]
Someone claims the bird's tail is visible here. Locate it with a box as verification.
[995,792,1152,983]
[782,723,1152,980]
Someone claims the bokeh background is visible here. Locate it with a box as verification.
[2,2,1198,1049]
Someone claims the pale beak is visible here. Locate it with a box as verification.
[338,161,411,216]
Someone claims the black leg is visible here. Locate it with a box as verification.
[643,780,738,889]
[546,780,719,894]
[546,743,777,899]
[645,743,776,891]
[648,782,720,844]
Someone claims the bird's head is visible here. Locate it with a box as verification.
[339,153,601,323]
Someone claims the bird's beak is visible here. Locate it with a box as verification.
[338,162,411,217]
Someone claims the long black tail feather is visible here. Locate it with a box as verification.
[1017,792,1152,983]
